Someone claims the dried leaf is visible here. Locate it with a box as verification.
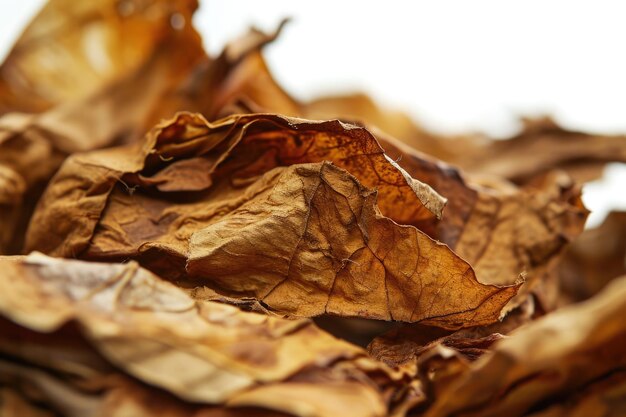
[0,359,295,417]
[0,0,204,254]
[4,2,623,415]
[377,135,587,313]
[559,211,626,303]
[524,371,626,417]
[230,71,587,309]
[26,113,518,327]
[129,22,585,314]
[0,0,202,114]
[367,297,534,374]
[0,253,403,417]
[422,276,626,417]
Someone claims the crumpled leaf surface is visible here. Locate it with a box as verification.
[5,1,626,415]
[367,297,535,374]
[26,112,518,327]
[421,276,626,417]
[0,253,406,417]
[524,371,626,417]
[0,0,205,254]
[85,16,587,318]
[374,134,587,314]
[215,54,588,311]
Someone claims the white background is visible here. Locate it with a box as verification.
[1,0,625,227]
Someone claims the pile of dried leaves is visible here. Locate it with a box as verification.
[1,1,625,416]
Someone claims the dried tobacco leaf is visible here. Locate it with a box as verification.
[294,93,589,297]
[367,296,535,376]
[4,1,625,415]
[0,313,290,417]
[0,0,205,254]
[375,134,587,314]
[112,18,585,315]
[0,253,407,417]
[26,112,519,328]
[0,0,202,114]
[559,211,626,303]
[185,38,587,311]
[421,275,626,417]
[523,371,626,417]
[0,365,288,417]
[296,103,587,294]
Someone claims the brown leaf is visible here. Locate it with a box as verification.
[4,2,624,415]
[0,359,295,417]
[170,32,587,312]
[258,76,587,305]
[559,211,626,303]
[183,161,482,324]
[0,253,403,417]
[523,370,626,417]
[378,134,587,314]
[367,297,534,376]
[0,0,205,254]
[26,113,518,327]
[422,275,626,417]
[0,0,202,115]
[302,93,462,164]
[128,21,582,316]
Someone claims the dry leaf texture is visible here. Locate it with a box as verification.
[422,276,626,417]
[0,0,204,254]
[0,253,404,417]
[26,113,518,327]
